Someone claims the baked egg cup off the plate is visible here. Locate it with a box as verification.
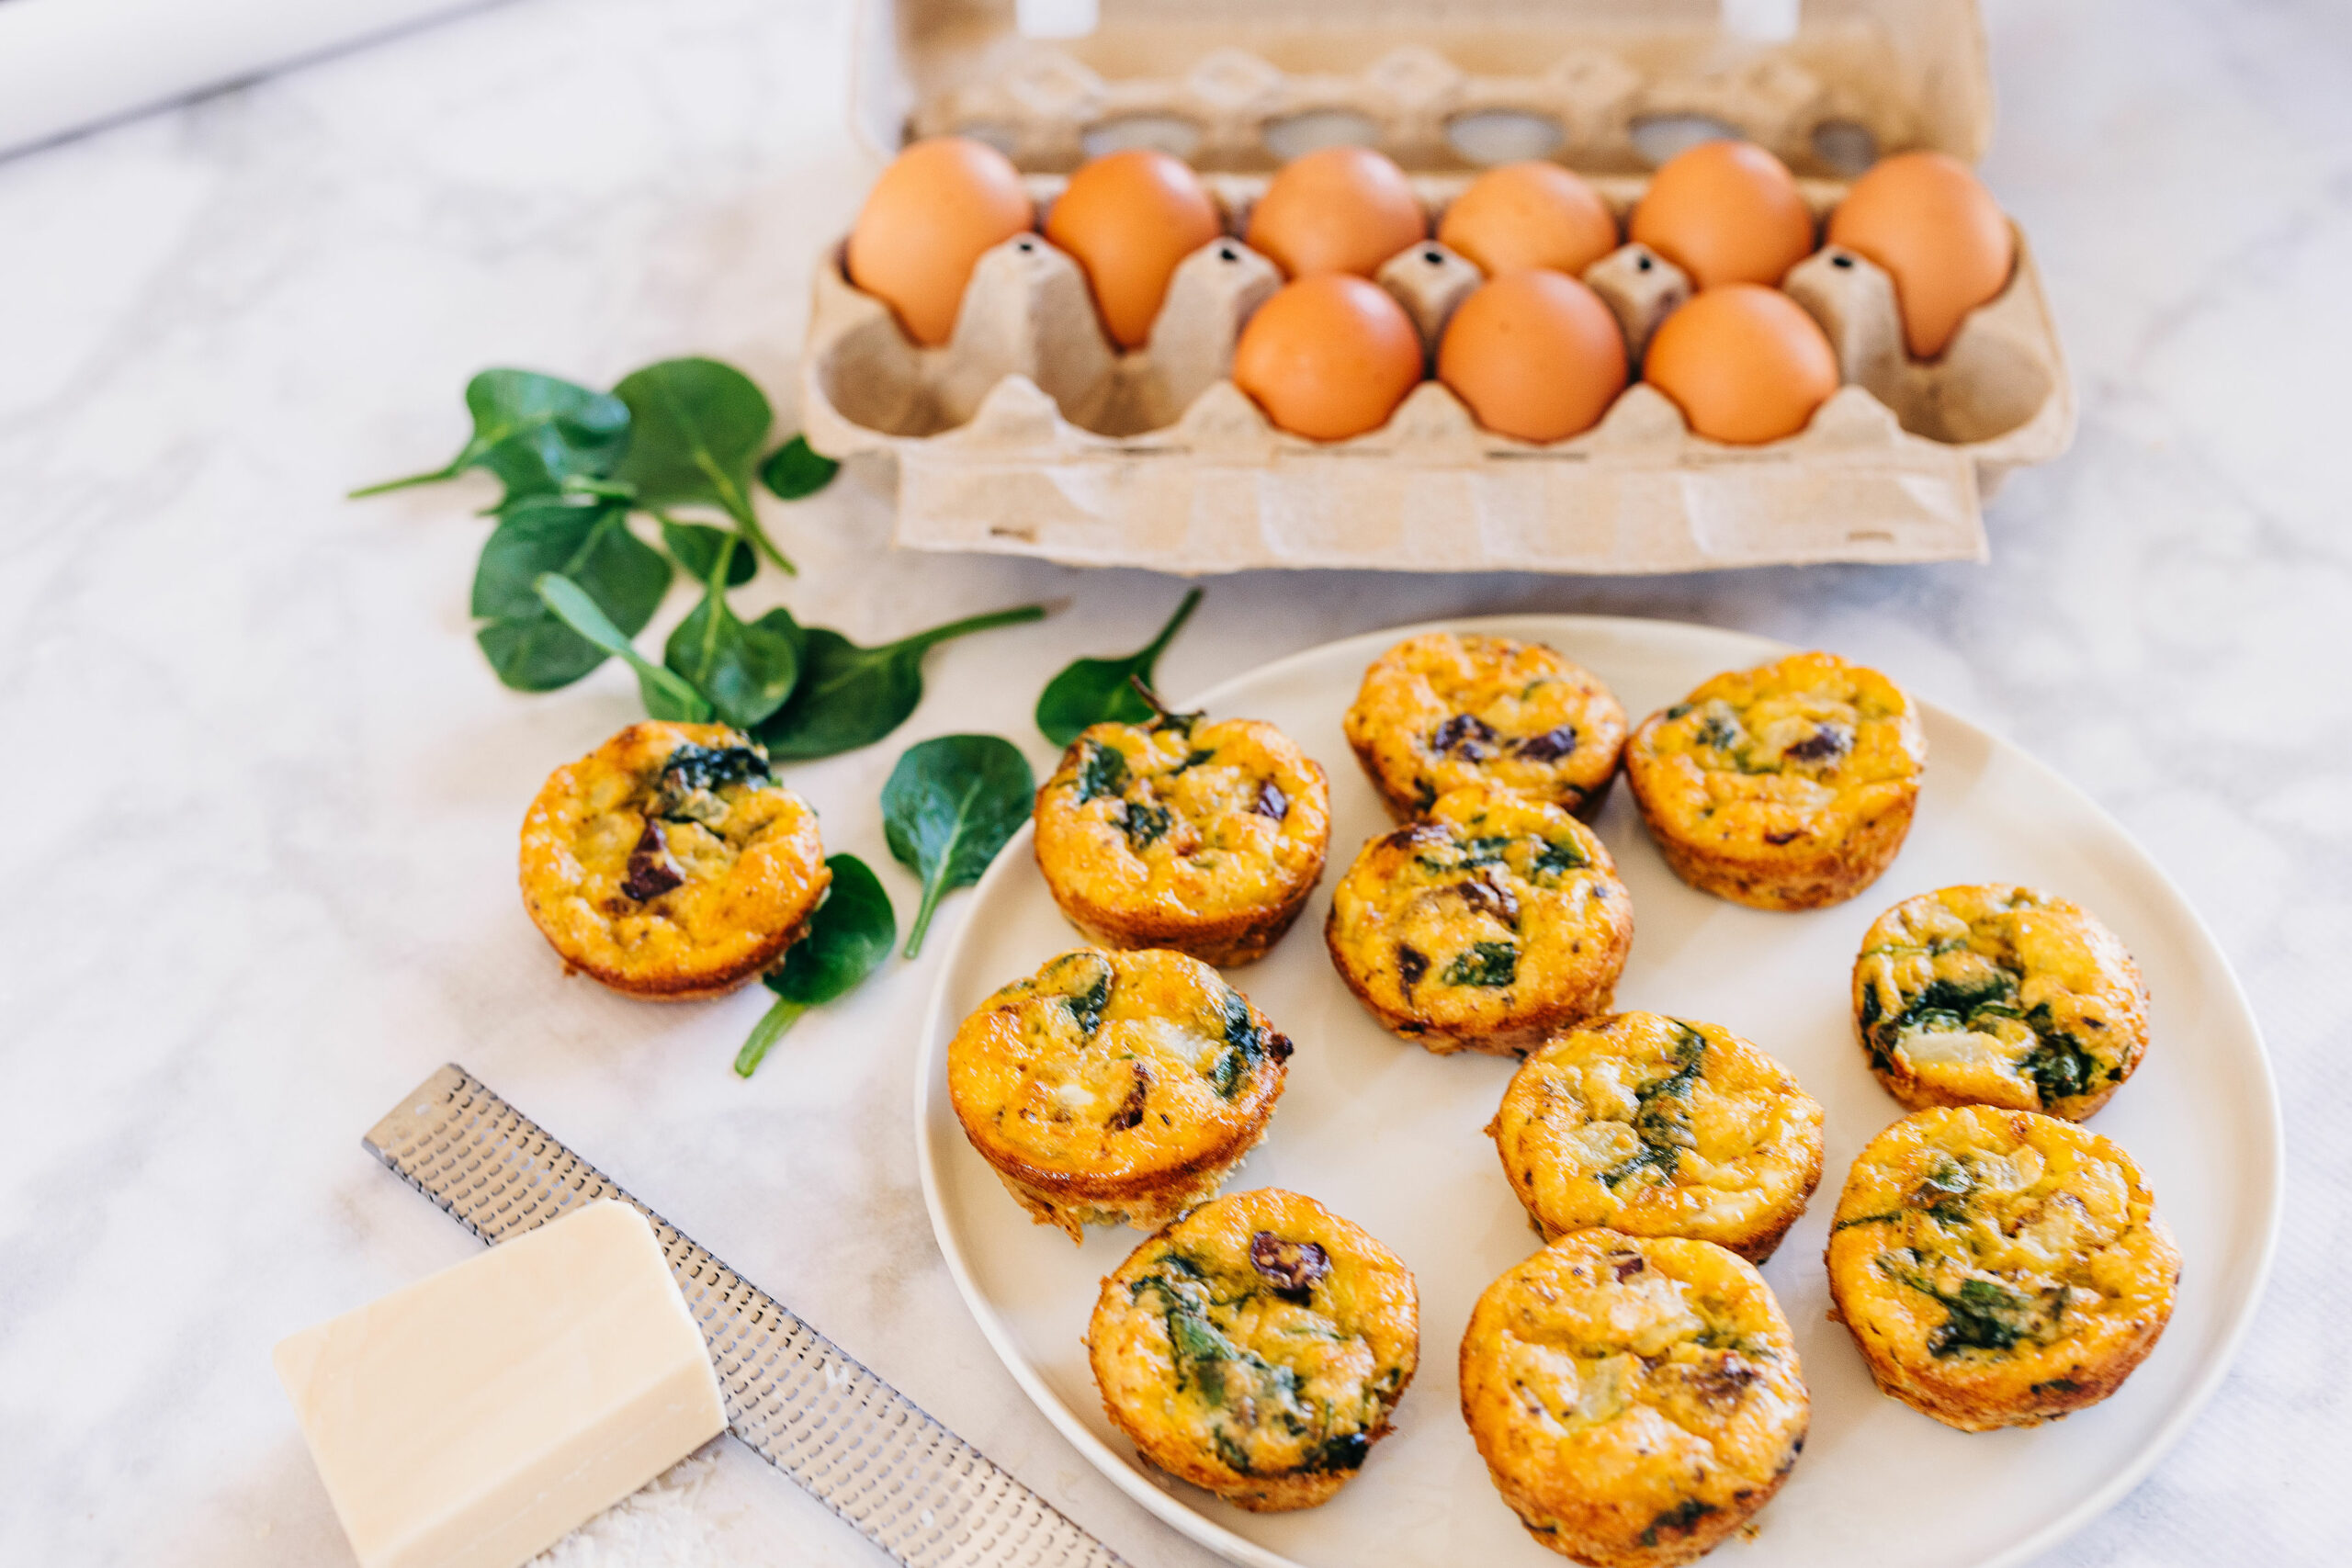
[1034,709,1331,967]
[1853,884,2151,1122]
[1326,782,1634,1056]
[1624,651,1926,912]
[1487,1012,1825,1264]
[1088,1188,1419,1514]
[1460,1232,1809,1568]
[518,722,830,999]
[1825,1104,2180,1433]
[1342,631,1628,822]
[947,947,1290,1243]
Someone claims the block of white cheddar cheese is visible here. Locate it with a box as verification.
[275,1200,729,1568]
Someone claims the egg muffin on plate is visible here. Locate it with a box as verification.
[1343,632,1628,821]
[1826,1105,2179,1432]
[948,948,1290,1242]
[1327,784,1633,1056]
[1854,884,2150,1121]
[1461,1232,1809,1568]
[1488,1013,1824,1263]
[518,722,829,999]
[1089,1189,1419,1512]
[1035,708,1330,967]
[1625,651,1926,910]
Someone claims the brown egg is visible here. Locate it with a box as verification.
[1232,274,1424,441]
[1438,271,1628,443]
[1437,162,1619,278]
[1629,140,1815,289]
[1827,151,2016,360]
[847,137,1035,347]
[1246,146,1428,279]
[1644,283,1838,445]
[1044,149,1224,350]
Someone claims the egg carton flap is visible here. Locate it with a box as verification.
[855,0,1992,175]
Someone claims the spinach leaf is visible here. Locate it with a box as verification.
[735,854,897,1077]
[2019,1002,2103,1105]
[659,518,757,587]
[760,434,841,501]
[1035,587,1204,746]
[352,368,630,506]
[1074,740,1130,802]
[612,358,793,573]
[662,537,802,729]
[755,604,1046,761]
[1442,941,1519,988]
[1528,835,1589,883]
[1600,1024,1707,1189]
[881,734,1035,956]
[1123,800,1173,851]
[533,573,714,720]
[471,497,670,691]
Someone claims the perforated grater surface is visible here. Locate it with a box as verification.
[364,1063,1131,1568]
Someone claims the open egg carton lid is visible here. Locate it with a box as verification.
[815,0,2074,576]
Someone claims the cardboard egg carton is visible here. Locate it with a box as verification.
[809,0,2072,575]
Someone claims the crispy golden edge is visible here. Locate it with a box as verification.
[517,722,829,998]
[1034,739,1330,966]
[950,968,1290,1243]
[989,1121,1273,1244]
[1036,838,1327,967]
[1494,1016,1824,1262]
[1326,901,1627,1056]
[1624,718,1919,911]
[1824,1112,2182,1432]
[1087,1193,1420,1511]
[1849,901,2153,1121]
[1458,1234,1807,1568]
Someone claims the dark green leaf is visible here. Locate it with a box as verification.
[1035,588,1204,746]
[881,734,1035,957]
[660,519,757,586]
[755,604,1047,761]
[470,497,669,691]
[533,573,713,720]
[1442,941,1519,988]
[662,538,800,729]
[353,368,629,505]
[611,357,793,572]
[760,434,841,501]
[735,854,897,1077]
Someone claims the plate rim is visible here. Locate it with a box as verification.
[912,612,2285,1568]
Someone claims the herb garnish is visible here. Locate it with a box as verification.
[1035,588,1204,745]
[734,854,897,1077]
[881,734,1035,957]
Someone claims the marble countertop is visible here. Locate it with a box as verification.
[3,0,2347,1563]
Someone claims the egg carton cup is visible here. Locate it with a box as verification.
[801,170,2073,576]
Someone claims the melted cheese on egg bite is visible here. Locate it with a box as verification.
[1034,711,1330,966]
[518,722,829,998]
[948,948,1290,1241]
[1327,784,1633,1056]
[1826,1105,2178,1432]
[1625,651,1924,910]
[1088,1189,1419,1512]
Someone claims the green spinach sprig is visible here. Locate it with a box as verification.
[736,853,898,1077]
[882,735,1036,957]
[1035,587,1203,745]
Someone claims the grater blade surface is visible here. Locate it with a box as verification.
[363,1063,1131,1568]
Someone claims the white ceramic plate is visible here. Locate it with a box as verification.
[914,615,2281,1568]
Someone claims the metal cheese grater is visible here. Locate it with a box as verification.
[364,1063,1130,1568]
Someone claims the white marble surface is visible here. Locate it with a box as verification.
[0,1,2346,1564]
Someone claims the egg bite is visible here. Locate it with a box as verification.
[948,948,1290,1242]
[1855,885,2150,1121]
[1034,709,1330,967]
[518,723,829,999]
[1487,1013,1824,1263]
[1343,632,1628,822]
[1460,1233,1809,1568]
[1624,651,1925,911]
[1826,1105,2179,1432]
[1326,784,1633,1056]
[1088,1188,1419,1512]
